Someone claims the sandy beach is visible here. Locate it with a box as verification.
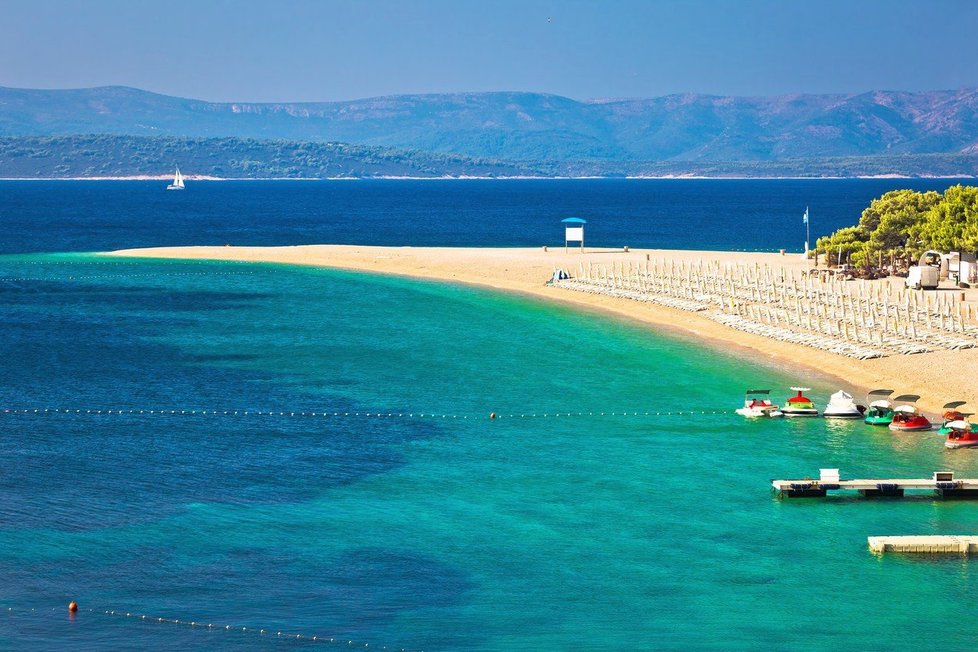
[105,244,978,415]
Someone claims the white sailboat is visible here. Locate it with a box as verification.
[166,167,185,191]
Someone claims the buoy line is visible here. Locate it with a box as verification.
[0,406,734,420]
[0,271,258,283]
[3,603,420,651]
[96,607,417,650]
[19,260,254,266]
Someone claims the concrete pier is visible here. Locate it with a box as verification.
[772,471,978,498]
[868,536,978,554]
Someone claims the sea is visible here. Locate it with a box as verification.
[0,178,975,651]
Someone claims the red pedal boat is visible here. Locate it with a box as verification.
[735,389,783,418]
[781,386,819,417]
[888,395,932,432]
[945,420,978,448]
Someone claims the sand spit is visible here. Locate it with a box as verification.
[104,245,978,414]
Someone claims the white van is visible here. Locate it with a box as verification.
[906,264,940,290]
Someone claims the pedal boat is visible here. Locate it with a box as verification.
[735,389,783,418]
[782,387,819,417]
[937,401,971,435]
[822,390,865,419]
[888,395,932,431]
[864,389,895,426]
[945,419,978,448]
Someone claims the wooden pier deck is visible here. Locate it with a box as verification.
[772,471,978,498]
[868,536,978,554]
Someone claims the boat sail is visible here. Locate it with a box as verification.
[166,167,185,190]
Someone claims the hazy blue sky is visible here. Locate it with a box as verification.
[1,0,976,102]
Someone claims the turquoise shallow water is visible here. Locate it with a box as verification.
[1,254,977,651]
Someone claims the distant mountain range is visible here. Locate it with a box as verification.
[1,85,977,177]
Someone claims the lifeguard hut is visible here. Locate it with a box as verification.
[562,217,586,253]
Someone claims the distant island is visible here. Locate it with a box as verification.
[0,135,537,179]
[1,86,977,178]
[2,135,977,179]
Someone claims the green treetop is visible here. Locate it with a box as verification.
[816,186,976,268]
[917,185,978,253]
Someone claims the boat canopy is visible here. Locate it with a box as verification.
[894,405,919,413]
[868,389,895,397]
[561,217,587,224]
[790,386,811,392]
[943,401,968,410]
[745,389,771,395]
[893,394,921,403]
[869,400,892,409]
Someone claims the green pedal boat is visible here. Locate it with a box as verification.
[864,389,895,426]
[938,401,971,435]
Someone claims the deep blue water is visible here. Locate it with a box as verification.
[0,178,967,254]
[2,180,978,651]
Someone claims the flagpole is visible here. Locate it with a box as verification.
[803,206,810,266]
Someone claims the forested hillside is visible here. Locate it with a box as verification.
[2,86,977,166]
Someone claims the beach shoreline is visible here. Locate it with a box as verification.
[103,244,978,414]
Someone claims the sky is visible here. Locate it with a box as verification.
[1,0,976,103]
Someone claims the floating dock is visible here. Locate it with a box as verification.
[772,470,978,498]
[868,536,978,555]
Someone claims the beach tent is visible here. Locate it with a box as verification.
[562,217,587,252]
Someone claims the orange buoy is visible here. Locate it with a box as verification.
[68,601,78,613]
[489,412,496,420]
